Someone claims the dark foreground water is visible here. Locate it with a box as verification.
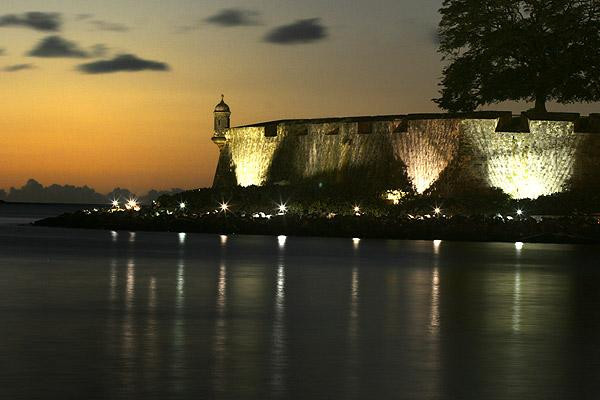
[1,204,599,399]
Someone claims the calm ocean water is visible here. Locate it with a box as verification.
[0,203,599,399]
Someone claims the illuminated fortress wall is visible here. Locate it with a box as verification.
[461,120,583,198]
[212,113,600,199]
[227,126,279,187]
[391,119,461,193]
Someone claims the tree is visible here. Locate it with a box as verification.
[435,0,600,112]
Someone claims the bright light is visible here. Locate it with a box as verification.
[352,237,360,250]
[179,202,186,209]
[515,241,524,250]
[433,239,441,254]
[434,207,441,215]
[125,198,139,211]
[277,203,287,214]
[277,235,287,248]
[178,232,186,245]
[393,121,460,194]
[384,189,406,205]
[229,127,279,187]
[353,205,360,214]
[220,235,228,245]
[111,199,119,207]
[516,209,523,216]
[219,202,229,212]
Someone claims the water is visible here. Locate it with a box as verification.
[1,204,599,399]
[0,202,108,225]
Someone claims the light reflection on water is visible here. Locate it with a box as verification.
[213,261,228,396]
[270,238,287,398]
[430,267,440,334]
[512,268,522,333]
[346,247,360,399]
[1,226,600,399]
[121,258,136,389]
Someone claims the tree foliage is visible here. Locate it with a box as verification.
[435,0,600,112]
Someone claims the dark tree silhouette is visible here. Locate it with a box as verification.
[434,0,600,112]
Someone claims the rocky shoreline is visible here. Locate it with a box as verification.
[34,210,600,244]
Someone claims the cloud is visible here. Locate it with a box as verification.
[3,179,106,204]
[28,35,89,58]
[0,48,5,56]
[76,13,93,21]
[90,20,129,32]
[0,12,61,31]
[3,64,35,72]
[264,18,328,45]
[77,54,169,74]
[89,43,109,57]
[205,8,260,27]
[0,179,185,204]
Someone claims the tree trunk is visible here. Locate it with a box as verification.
[534,94,547,113]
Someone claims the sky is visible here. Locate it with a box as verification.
[2,0,600,193]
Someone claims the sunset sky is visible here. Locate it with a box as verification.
[3,0,600,193]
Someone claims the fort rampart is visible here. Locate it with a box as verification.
[212,112,600,199]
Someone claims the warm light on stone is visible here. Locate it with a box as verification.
[462,119,583,199]
[212,109,598,200]
[392,119,461,193]
[228,127,279,187]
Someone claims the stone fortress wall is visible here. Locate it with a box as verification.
[212,112,600,199]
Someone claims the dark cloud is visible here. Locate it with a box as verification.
[0,12,61,31]
[76,13,93,21]
[90,20,129,32]
[28,35,89,58]
[3,63,35,72]
[0,179,185,204]
[90,43,109,58]
[3,179,106,204]
[205,8,260,27]
[77,54,169,74]
[264,18,328,45]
